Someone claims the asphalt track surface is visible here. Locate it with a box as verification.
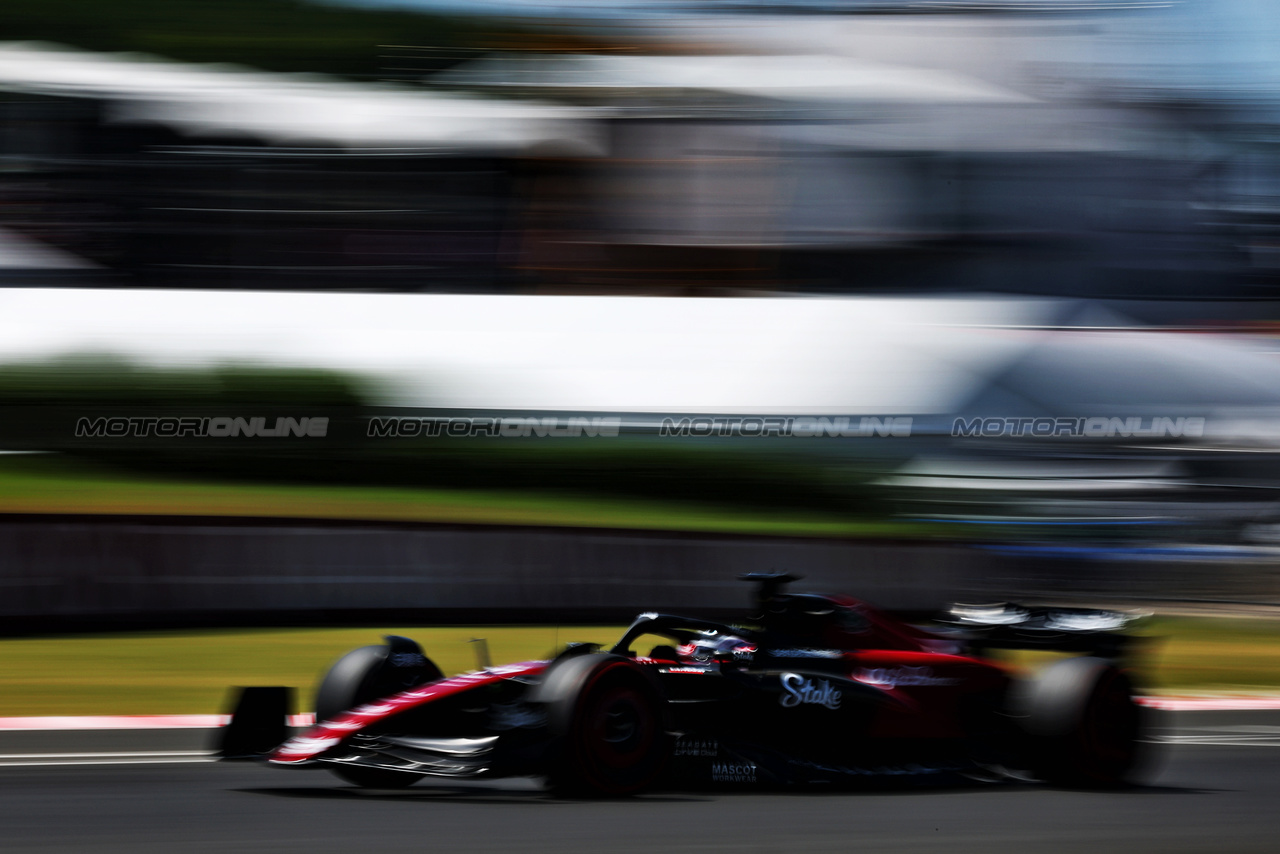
[1,712,1277,854]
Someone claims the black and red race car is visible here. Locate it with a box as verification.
[220,573,1151,795]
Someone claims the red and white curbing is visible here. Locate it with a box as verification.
[1136,696,1280,711]
[0,696,1278,730]
[0,714,315,731]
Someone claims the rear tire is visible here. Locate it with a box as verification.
[541,654,669,797]
[314,640,442,789]
[1017,657,1146,787]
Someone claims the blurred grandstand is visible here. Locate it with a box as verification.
[1,1,1280,295]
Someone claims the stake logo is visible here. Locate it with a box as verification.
[779,673,842,710]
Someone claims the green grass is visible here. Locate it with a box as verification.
[1138,617,1280,694]
[967,617,1280,696]
[0,626,627,717]
[0,458,926,539]
[4,617,1280,717]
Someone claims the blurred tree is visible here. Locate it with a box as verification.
[0,356,877,515]
[0,0,485,78]
[0,353,369,407]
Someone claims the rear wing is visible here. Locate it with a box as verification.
[938,603,1150,659]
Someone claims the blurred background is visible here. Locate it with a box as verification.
[2,0,1280,298]
[2,0,1280,704]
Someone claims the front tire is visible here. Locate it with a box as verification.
[540,654,669,797]
[314,639,442,789]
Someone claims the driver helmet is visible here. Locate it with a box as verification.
[677,633,756,664]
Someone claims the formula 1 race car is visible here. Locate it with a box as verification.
[219,574,1151,795]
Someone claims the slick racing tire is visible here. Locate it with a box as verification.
[541,654,670,797]
[1017,656,1146,787]
[314,640,443,789]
